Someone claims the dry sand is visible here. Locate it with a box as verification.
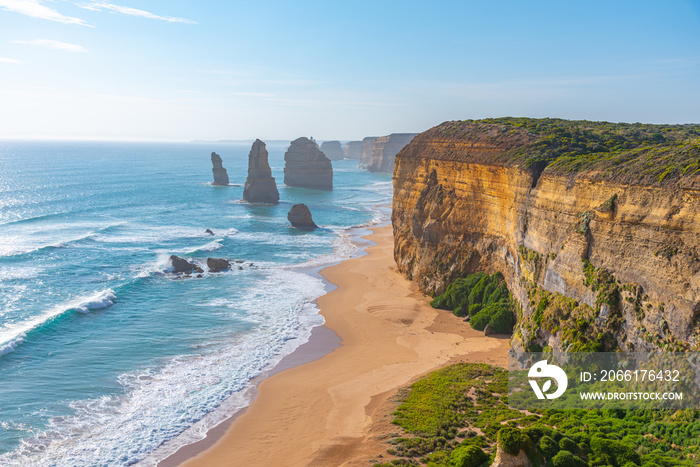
[177,225,508,467]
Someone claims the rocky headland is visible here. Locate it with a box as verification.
[392,118,700,353]
[319,140,344,160]
[211,152,229,186]
[361,133,418,173]
[360,136,378,168]
[283,137,333,190]
[287,203,318,230]
[344,141,362,160]
[243,139,280,204]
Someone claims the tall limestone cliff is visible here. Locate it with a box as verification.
[344,141,362,160]
[211,152,229,186]
[243,139,279,204]
[392,118,700,353]
[319,141,345,160]
[284,137,333,190]
[360,137,378,168]
[361,133,418,173]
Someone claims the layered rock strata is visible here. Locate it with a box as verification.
[211,152,229,186]
[287,204,317,230]
[344,141,362,159]
[284,137,333,190]
[392,120,700,352]
[360,137,378,168]
[243,139,280,204]
[319,141,344,160]
[362,133,418,173]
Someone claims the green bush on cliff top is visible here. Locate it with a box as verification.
[430,272,514,334]
[448,117,700,184]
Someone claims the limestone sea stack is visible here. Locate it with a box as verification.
[283,137,333,190]
[243,139,280,204]
[319,141,344,160]
[211,152,229,186]
[287,204,318,230]
[344,141,362,159]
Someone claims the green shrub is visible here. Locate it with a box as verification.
[470,310,490,331]
[487,302,513,334]
[469,303,482,316]
[467,276,490,308]
[449,445,488,467]
[431,272,514,334]
[558,437,578,453]
[551,450,586,467]
[498,427,527,456]
[590,437,640,466]
[539,435,559,459]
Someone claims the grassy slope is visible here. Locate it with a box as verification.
[371,363,699,467]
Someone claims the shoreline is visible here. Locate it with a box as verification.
[172,225,508,466]
[154,222,381,466]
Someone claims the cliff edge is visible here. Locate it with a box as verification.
[393,118,700,352]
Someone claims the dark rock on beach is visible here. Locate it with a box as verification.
[170,255,204,274]
[283,137,333,190]
[207,257,230,272]
[204,228,214,235]
[211,152,230,186]
[287,204,318,231]
[243,139,280,204]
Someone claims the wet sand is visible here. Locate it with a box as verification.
[175,225,508,466]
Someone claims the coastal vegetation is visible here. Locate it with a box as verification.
[429,272,514,334]
[437,117,700,184]
[371,363,700,467]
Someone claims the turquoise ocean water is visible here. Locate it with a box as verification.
[0,141,392,466]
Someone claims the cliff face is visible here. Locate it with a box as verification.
[284,137,333,190]
[319,141,344,160]
[211,152,229,186]
[360,137,378,167]
[393,120,700,352]
[243,139,279,204]
[345,141,362,159]
[361,133,418,173]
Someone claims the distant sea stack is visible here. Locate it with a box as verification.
[344,141,362,160]
[243,139,280,204]
[359,137,378,168]
[211,152,229,186]
[319,141,344,160]
[283,137,333,190]
[287,204,317,230]
[362,133,418,173]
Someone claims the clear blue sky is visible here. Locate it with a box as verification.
[1,0,699,140]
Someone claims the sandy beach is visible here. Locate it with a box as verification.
[175,225,508,467]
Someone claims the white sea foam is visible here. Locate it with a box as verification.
[180,239,223,254]
[90,225,238,245]
[0,270,325,467]
[0,335,25,357]
[0,289,117,356]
